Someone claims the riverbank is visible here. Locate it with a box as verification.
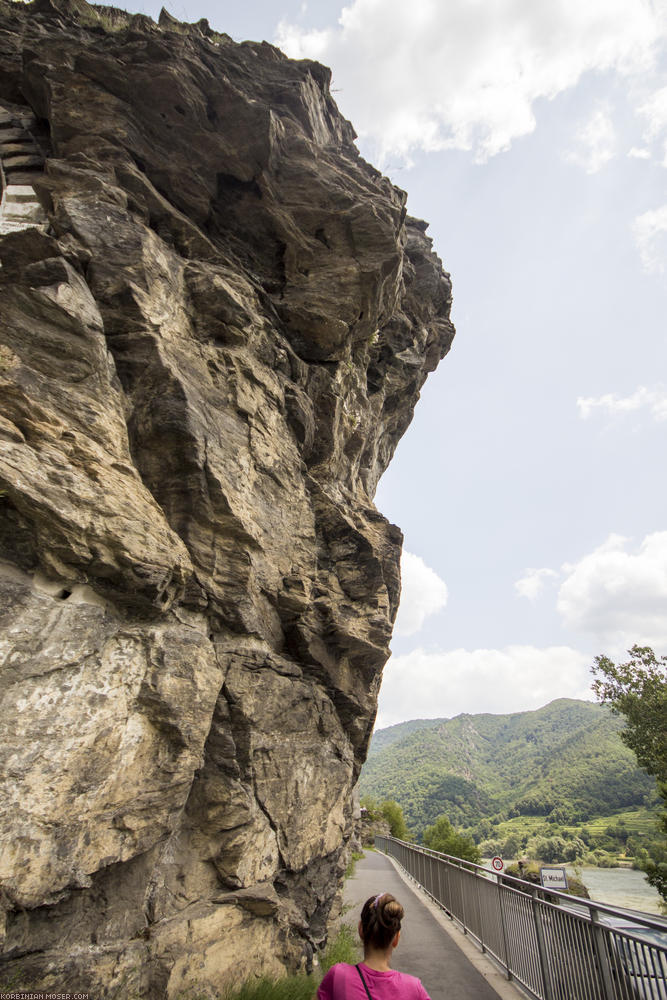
[484,858,664,914]
[567,865,664,914]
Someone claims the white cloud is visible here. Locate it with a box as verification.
[577,385,667,421]
[633,205,667,274]
[376,645,591,728]
[635,84,667,165]
[557,532,667,649]
[275,23,331,60]
[275,0,665,164]
[638,84,667,138]
[394,551,448,637]
[515,567,559,601]
[628,146,652,159]
[565,104,617,173]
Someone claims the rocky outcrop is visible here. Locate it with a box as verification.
[0,102,50,234]
[0,0,454,995]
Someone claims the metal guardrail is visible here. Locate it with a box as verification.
[375,835,667,1000]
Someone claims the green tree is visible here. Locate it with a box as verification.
[423,814,481,863]
[380,799,410,840]
[479,839,503,858]
[477,819,493,840]
[592,645,667,905]
[502,833,521,860]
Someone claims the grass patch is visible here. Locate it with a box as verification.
[344,851,364,879]
[221,975,315,1000]
[72,3,131,32]
[320,924,360,974]
[219,925,361,1000]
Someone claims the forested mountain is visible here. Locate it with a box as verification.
[360,699,657,836]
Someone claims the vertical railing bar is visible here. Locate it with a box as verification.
[478,877,493,956]
[651,938,667,991]
[436,856,443,910]
[474,869,485,951]
[629,937,645,999]
[562,908,584,1000]
[527,896,543,998]
[557,909,574,1000]
[442,857,451,915]
[531,890,553,1000]
[590,908,616,1000]
[575,917,595,1000]
[611,933,631,1000]
[649,939,663,981]
[574,916,599,1000]
[559,907,577,998]
[496,876,512,979]
[459,860,468,934]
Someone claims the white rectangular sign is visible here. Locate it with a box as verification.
[540,866,568,890]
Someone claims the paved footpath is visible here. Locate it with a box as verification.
[342,850,520,1000]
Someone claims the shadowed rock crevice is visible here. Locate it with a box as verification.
[0,0,455,995]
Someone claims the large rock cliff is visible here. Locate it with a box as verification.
[0,1,454,995]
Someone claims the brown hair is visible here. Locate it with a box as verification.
[359,892,404,951]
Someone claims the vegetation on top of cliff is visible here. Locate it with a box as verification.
[360,797,412,841]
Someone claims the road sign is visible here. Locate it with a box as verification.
[540,866,568,890]
[492,856,504,871]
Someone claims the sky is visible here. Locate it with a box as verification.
[118,0,667,728]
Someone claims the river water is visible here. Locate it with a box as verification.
[568,865,664,915]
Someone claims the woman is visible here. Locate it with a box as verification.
[317,892,431,999]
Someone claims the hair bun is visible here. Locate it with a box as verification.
[360,892,404,950]
[378,896,404,929]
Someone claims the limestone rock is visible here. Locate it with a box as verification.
[0,1,455,995]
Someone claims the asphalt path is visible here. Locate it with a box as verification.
[342,850,518,1000]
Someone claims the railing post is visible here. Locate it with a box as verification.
[436,855,443,908]
[459,860,468,935]
[531,889,554,1000]
[590,906,615,1000]
[474,869,485,953]
[444,858,452,915]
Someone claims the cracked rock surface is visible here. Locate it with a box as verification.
[0,0,455,995]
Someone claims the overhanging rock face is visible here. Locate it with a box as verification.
[0,0,455,995]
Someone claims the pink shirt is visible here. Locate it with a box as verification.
[317,962,431,1000]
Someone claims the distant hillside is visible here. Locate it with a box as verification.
[359,699,657,837]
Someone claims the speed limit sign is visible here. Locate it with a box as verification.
[492,856,504,871]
